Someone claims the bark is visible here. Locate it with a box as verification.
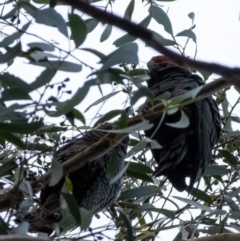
[61,0,240,80]
[0,235,50,241]
[183,233,240,241]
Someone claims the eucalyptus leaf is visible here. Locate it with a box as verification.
[29,60,82,72]
[49,159,63,186]
[150,5,173,34]
[61,192,81,224]
[100,24,112,42]
[119,185,159,200]
[131,86,153,106]
[30,68,56,90]
[176,29,196,43]
[36,8,68,37]
[0,42,22,64]
[100,43,138,71]
[0,22,31,47]
[124,0,135,20]
[85,91,120,112]
[119,210,134,241]
[85,18,99,33]
[1,87,32,101]
[69,14,87,48]
[219,149,238,166]
[165,110,189,128]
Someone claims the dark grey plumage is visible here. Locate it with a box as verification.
[144,56,221,191]
[28,128,129,233]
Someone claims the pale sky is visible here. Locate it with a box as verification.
[1,0,240,240]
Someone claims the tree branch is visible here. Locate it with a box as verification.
[183,233,240,241]
[61,0,240,79]
[0,76,231,211]
[0,235,50,241]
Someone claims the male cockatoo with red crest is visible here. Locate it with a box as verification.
[145,56,221,191]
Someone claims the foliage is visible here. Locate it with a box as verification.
[0,0,239,240]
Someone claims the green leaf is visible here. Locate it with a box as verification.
[0,217,8,234]
[98,120,153,133]
[69,14,87,48]
[30,68,55,90]
[126,170,153,183]
[47,85,90,117]
[169,86,202,105]
[165,110,189,128]
[0,42,22,64]
[29,60,82,72]
[61,178,73,193]
[176,29,196,43]
[0,156,16,177]
[106,148,119,180]
[0,121,43,134]
[85,18,99,33]
[81,48,105,60]
[127,138,161,157]
[198,70,212,81]
[150,30,176,46]
[119,210,134,241]
[1,6,18,20]
[110,162,129,185]
[25,142,53,152]
[93,109,123,127]
[0,22,31,47]
[85,91,120,112]
[65,108,85,125]
[135,204,174,219]
[119,185,159,200]
[150,5,173,34]
[86,68,126,86]
[61,192,81,224]
[79,208,94,230]
[173,196,225,213]
[128,69,147,76]
[223,195,240,211]
[118,111,128,129]
[39,125,67,133]
[35,8,68,37]
[28,42,55,52]
[19,1,38,17]
[124,0,135,20]
[100,43,138,71]
[113,15,151,47]
[127,162,153,174]
[219,149,238,166]
[131,86,153,106]
[0,73,32,92]
[100,24,112,42]
[49,159,63,186]
[58,213,75,230]
[0,131,25,149]
[190,187,213,204]
[201,165,228,177]
[188,12,195,24]
[1,87,32,101]
[113,34,137,47]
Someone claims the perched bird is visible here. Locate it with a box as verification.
[27,128,129,233]
[144,56,221,191]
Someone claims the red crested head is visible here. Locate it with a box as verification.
[148,55,183,70]
[146,55,188,88]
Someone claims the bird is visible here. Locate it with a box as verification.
[144,55,221,192]
[26,127,129,233]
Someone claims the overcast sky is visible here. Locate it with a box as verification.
[1,0,240,240]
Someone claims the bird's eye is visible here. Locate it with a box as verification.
[53,212,61,220]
